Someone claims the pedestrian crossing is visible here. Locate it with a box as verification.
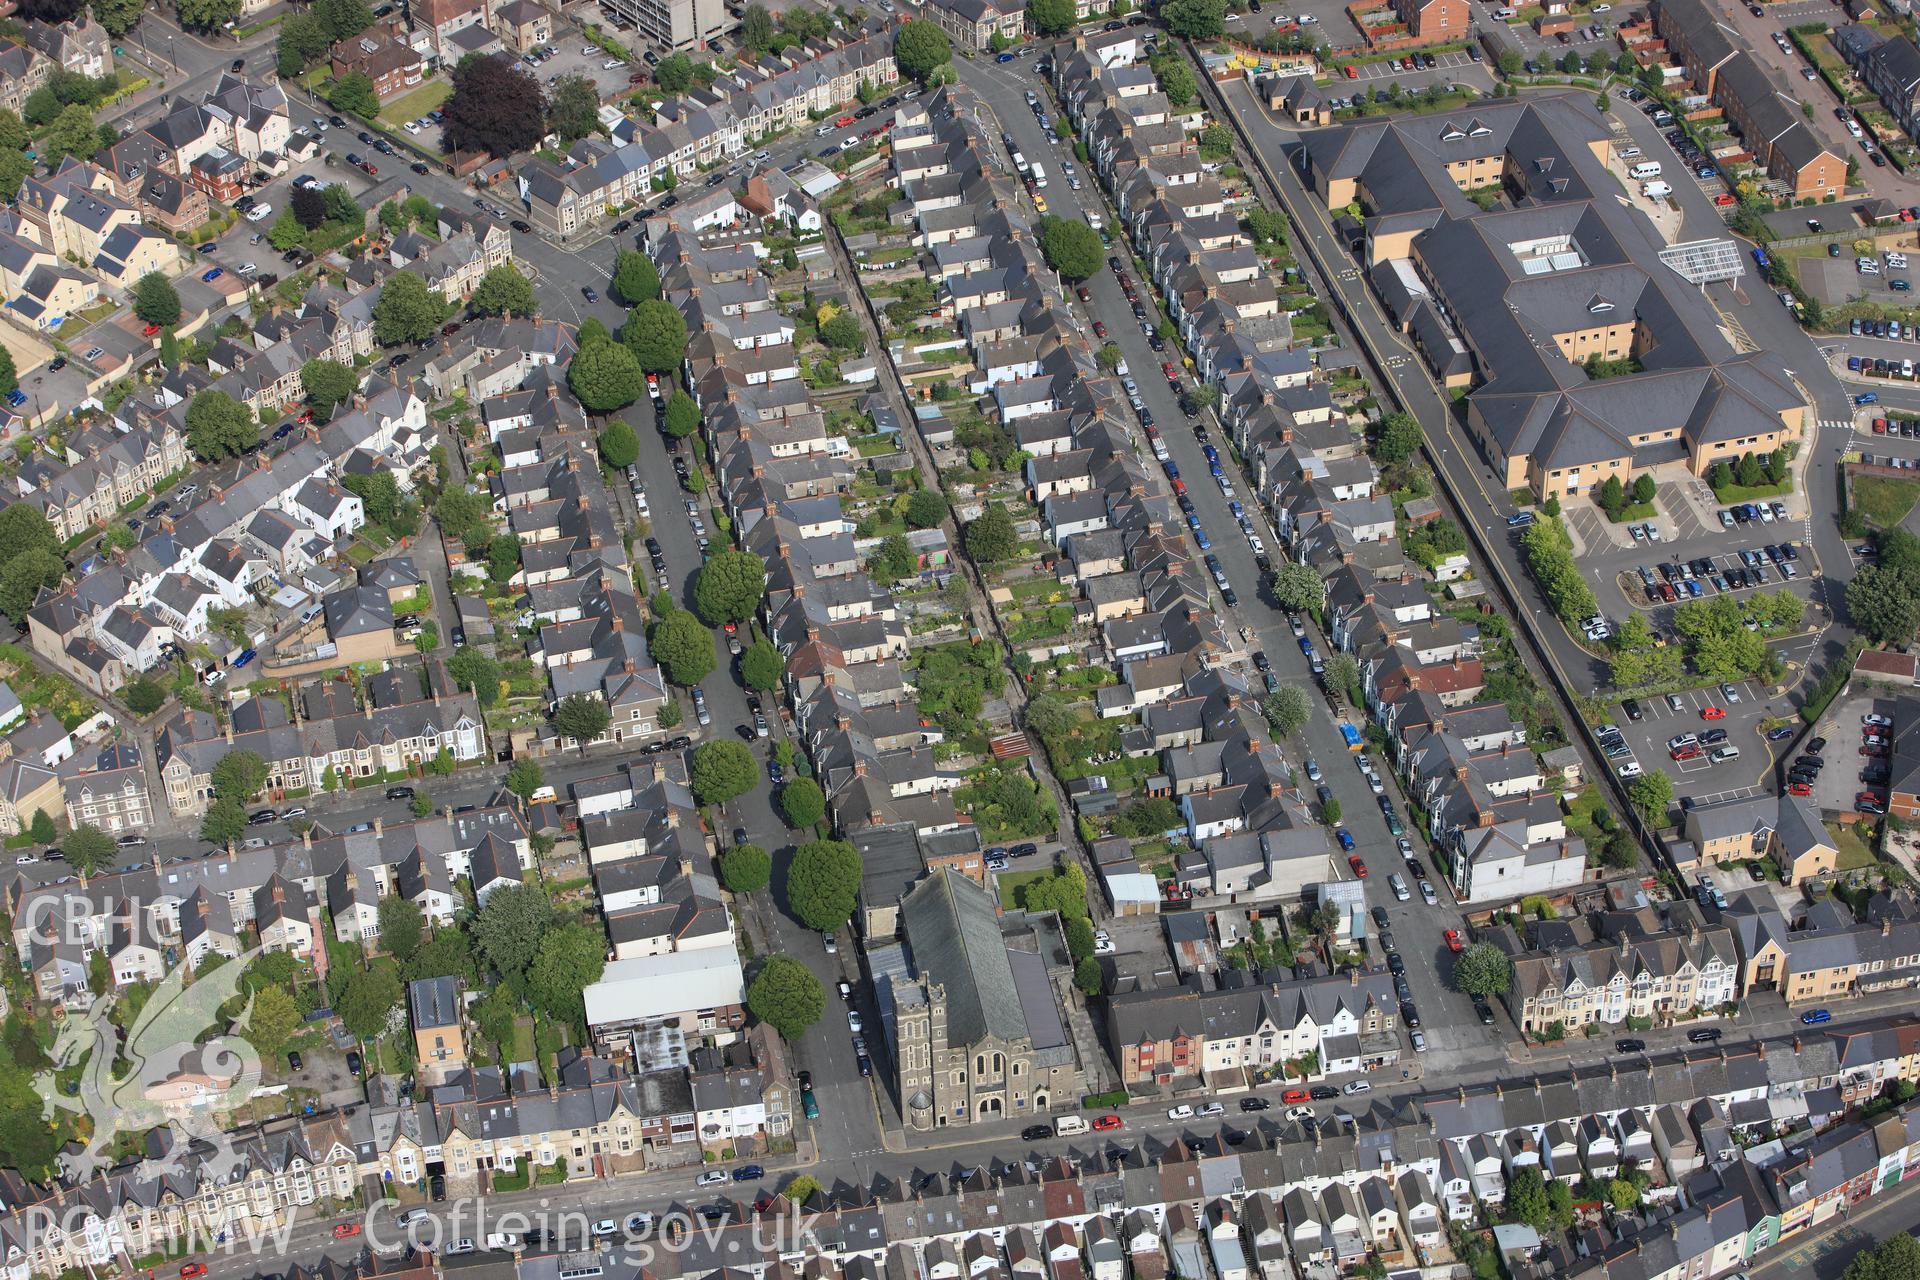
[1817,418,1857,432]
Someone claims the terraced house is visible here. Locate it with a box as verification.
[1299,96,1806,501]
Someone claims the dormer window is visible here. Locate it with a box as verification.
[1469,122,1493,137]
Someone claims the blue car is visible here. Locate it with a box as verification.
[1752,246,1772,269]
[1164,459,1179,479]
[1299,636,1314,656]
[1193,525,1210,549]
[4,390,24,409]
[1766,726,1796,741]
[1336,828,1355,851]
[233,649,256,668]
[1800,1009,1832,1025]
[997,50,1016,61]
[202,267,223,282]
[1858,391,1880,405]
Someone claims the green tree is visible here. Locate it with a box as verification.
[1029,0,1076,32]
[1629,771,1675,827]
[787,838,861,931]
[722,843,771,893]
[244,985,302,1064]
[691,739,756,806]
[0,505,55,569]
[740,638,783,689]
[377,894,424,962]
[613,250,661,304]
[780,1173,821,1204]
[895,19,952,81]
[598,419,640,469]
[1631,473,1656,505]
[468,264,537,318]
[747,955,825,1040]
[324,70,380,118]
[1452,943,1512,998]
[1374,411,1423,463]
[870,533,918,582]
[372,271,447,346]
[43,103,99,161]
[742,2,776,49]
[434,487,492,548]
[1322,797,1342,826]
[339,958,403,1043]
[548,73,602,142]
[185,390,257,462]
[60,823,114,877]
[300,358,358,419]
[651,609,716,686]
[199,796,247,847]
[211,750,267,802]
[965,501,1019,562]
[527,921,606,1031]
[653,52,694,92]
[1266,685,1312,737]
[487,533,522,586]
[1737,451,1764,488]
[1842,1231,1920,1280]
[622,299,688,372]
[1606,1178,1641,1211]
[694,549,767,626]
[1163,0,1226,35]
[0,551,62,619]
[554,693,611,750]
[905,488,950,529]
[277,12,331,76]
[1096,343,1124,372]
[1505,1167,1550,1229]
[91,0,146,34]
[663,390,699,439]
[27,809,54,847]
[342,471,401,526]
[132,273,181,327]
[124,678,166,715]
[314,0,375,38]
[505,757,544,802]
[819,312,866,353]
[569,337,645,413]
[1038,216,1103,280]
[781,776,826,829]
[1596,474,1626,518]
[473,882,554,995]
[1270,560,1325,612]
[1150,50,1196,107]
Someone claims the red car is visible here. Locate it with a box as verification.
[1788,781,1812,796]
[333,1224,361,1239]
[1348,854,1369,878]
[1714,193,1736,206]
[1671,744,1703,761]
[1093,1114,1123,1131]
[142,322,161,336]
[1162,361,1178,378]
[181,1266,208,1278]
[361,161,377,175]
[1282,1088,1309,1104]
[1075,285,1090,302]
[835,114,855,127]
[1170,478,1186,495]
[1863,744,1891,757]
[1858,791,1887,811]
[1444,929,1465,953]
[1876,418,1890,433]
[1700,706,1726,720]
[1092,321,1107,338]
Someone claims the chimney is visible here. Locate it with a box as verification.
[373,817,383,836]
[302,826,312,850]
[1884,916,1893,937]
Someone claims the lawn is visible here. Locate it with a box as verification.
[1852,473,1920,528]
[1829,821,1879,872]
[376,80,453,130]
[995,865,1055,910]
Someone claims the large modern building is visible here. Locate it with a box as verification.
[599,0,726,53]
[888,870,1084,1131]
[1301,96,1806,502]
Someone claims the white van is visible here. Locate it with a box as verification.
[1054,1114,1090,1136]
[1031,162,1048,187]
[1642,180,1673,199]
[1628,160,1663,180]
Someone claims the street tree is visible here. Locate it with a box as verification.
[622,299,688,372]
[691,739,757,806]
[505,757,544,802]
[468,264,537,318]
[554,693,611,750]
[721,844,771,893]
[781,777,826,829]
[740,638,783,690]
[651,609,716,686]
[300,359,359,418]
[185,390,258,462]
[1452,943,1513,998]
[597,419,640,469]
[567,337,645,412]
[786,838,861,932]
[664,390,699,438]
[199,796,247,847]
[613,250,661,304]
[60,824,114,877]
[1270,561,1326,612]
[747,955,826,1040]
[324,71,379,117]
[895,20,952,81]
[1265,686,1312,737]
[1038,216,1103,280]
[372,271,447,346]
[694,549,767,626]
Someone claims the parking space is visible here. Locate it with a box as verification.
[1602,678,1773,791]
[1806,691,1896,817]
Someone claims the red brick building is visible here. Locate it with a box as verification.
[329,27,424,103]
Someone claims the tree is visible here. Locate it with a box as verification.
[1606,1178,1641,1211]
[598,419,640,469]
[653,52,694,92]
[895,20,952,81]
[200,796,247,847]
[505,757,544,802]
[742,3,776,50]
[132,273,181,327]
[787,838,861,931]
[622,299,688,372]
[342,472,400,526]
[300,359,358,419]
[1150,50,1196,107]
[0,150,32,205]
[26,810,54,848]
[1452,943,1512,998]
[1595,91,1611,116]
[527,921,606,1031]
[1163,0,1226,35]
[722,843,771,893]
[268,209,307,252]
[91,0,145,35]
[1029,0,1076,32]
[1631,473,1656,505]
[1039,216,1103,280]
[820,312,866,353]
[568,337,645,412]
[781,1173,821,1204]
[1322,797,1342,827]
[339,959,403,1043]
[487,533,521,585]
[1374,411,1423,464]
[0,506,51,575]
[473,882,554,994]
[732,640,780,694]
[322,184,362,226]
[373,272,447,347]
[1596,474,1626,518]
[781,777,826,829]
[1851,561,1920,643]
[694,549,767,626]
[443,54,547,158]
[291,184,328,231]
[1842,1231,1920,1280]
[1737,451,1764,488]
[175,0,241,29]
[278,12,331,76]
[1111,797,1179,838]
[651,609,716,686]
[314,0,375,38]
[181,395,257,466]
[613,250,661,304]
[61,824,114,877]
[124,678,166,715]
[664,391,699,439]
[324,71,380,118]
[468,264,537,318]
[0,551,62,619]
[549,73,602,142]
[1629,771,1674,827]
[377,894,424,962]
[747,955,826,1040]
[554,693,611,749]
[870,533,917,582]
[1266,685,1312,737]
[42,102,99,162]
[965,501,1019,563]
[1506,1167,1550,1229]
[1270,560,1325,612]
[22,86,59,129]
[691,739,756,805]
[1769,446,1790,482]
[211,750,267,802]
[245,986,302,1064]
[905,488,949,529]
[434,488,492,548]
[1096,343,1124,372]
